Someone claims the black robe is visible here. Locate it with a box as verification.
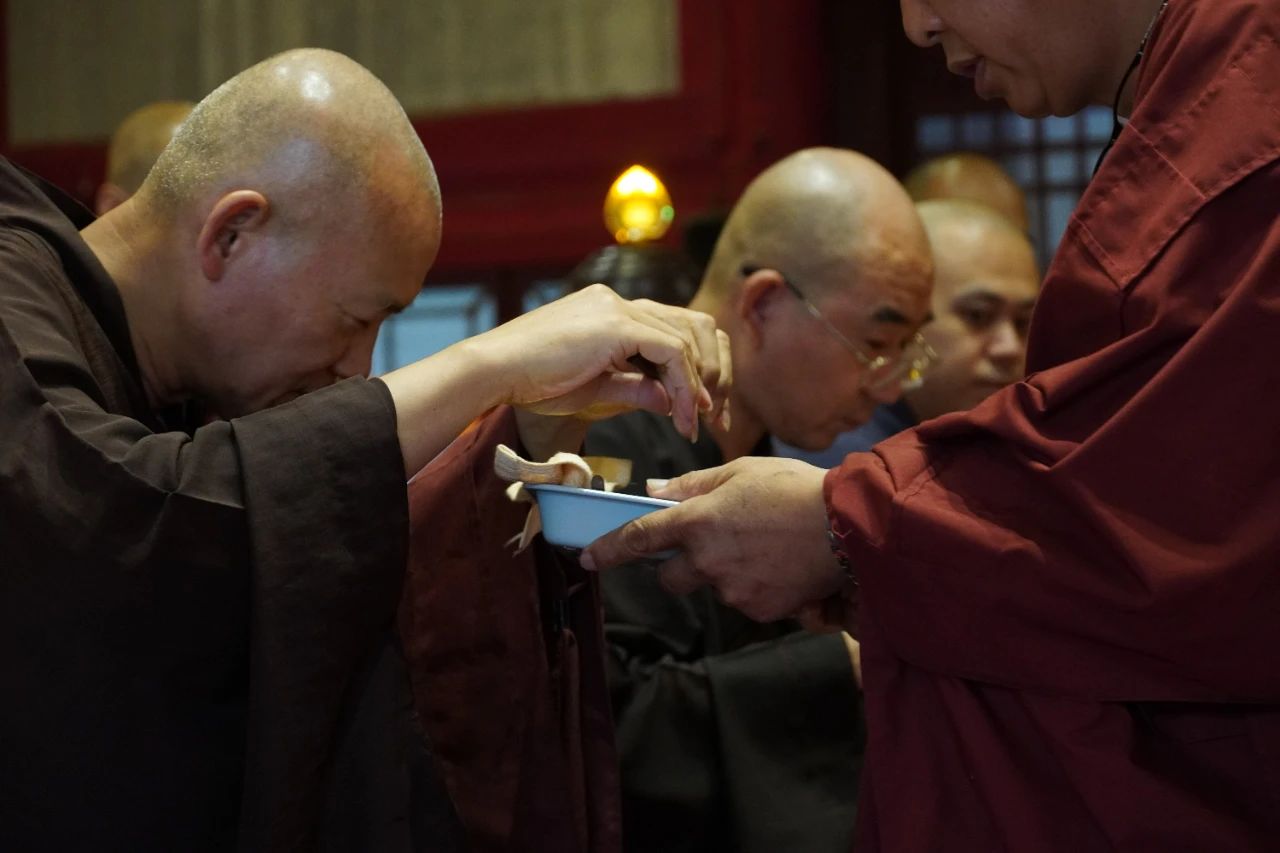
[584,410,864,853]
[0,159,458,851]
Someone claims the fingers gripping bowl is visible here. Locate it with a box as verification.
[525,483,678,558]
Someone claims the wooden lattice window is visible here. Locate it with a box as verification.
[914,105,1113,265]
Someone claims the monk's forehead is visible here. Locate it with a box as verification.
[931,228,1039,301]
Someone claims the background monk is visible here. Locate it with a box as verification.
[584,148,932,853]
[0,48,727,852]
[903,150,1029,232]
[585,0,1280,849]
[95,100,194,215]
[786,198,1038,466]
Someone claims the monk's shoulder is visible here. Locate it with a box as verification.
[0,227,88,361]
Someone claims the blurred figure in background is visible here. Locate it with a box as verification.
[95,100,194,215]
[904,151,1029,232]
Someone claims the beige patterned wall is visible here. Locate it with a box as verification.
[9,0,680,144]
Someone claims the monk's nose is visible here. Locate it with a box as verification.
[901,0,945,48]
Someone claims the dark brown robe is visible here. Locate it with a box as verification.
[0,159,458,851]
[400,407,622,853]
[585,409,862,853]
[826,0,1280,849]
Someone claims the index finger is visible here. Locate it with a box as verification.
[621,306,714,436]
[616,320,704,439]
[580,502,692,571]
[642,303,723,412]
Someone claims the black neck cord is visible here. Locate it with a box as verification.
[1093,1,1169,175]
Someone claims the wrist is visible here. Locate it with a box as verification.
[446,334,510,412]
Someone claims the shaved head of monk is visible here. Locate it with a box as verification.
[82,49,441,419]
[906,199,1039,420]
[691,147,934,455]
[904,152,1029,232]
[95,100,195,216]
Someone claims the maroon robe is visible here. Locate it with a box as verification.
[399,408,622,853]
[826,0,1280,849]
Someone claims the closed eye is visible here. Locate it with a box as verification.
[955,305,997,329]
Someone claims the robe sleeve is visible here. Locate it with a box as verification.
[0,229,410,849]
[825,153,1280,705]
[399,407,622,853]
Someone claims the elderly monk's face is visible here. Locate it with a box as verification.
[747,265,933,451]
[899,0,1113,118]
[905,221,1038,421]
[193,198,439,418]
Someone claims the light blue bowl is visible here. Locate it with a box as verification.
[526,483,678,557]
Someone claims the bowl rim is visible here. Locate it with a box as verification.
[525,482,678,508]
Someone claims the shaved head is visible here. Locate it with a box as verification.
[702,147,932,304]
[916,198,1030,259]
[695,147,935,453]
[142,48,439,237]
[904,153,1029,232]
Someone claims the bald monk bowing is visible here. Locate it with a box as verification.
[586,0,1280,849]
[0,48,727,852]
[95,100,195,215]
[903,151,1029,232]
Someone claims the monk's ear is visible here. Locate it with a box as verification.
[737,267,787,348]
[197,190,270,282]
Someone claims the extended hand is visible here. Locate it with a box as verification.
[486,285,731,441]
[381,285,730,476]
[580,457,841,622]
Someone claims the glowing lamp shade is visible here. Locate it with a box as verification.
[603,165,675,245]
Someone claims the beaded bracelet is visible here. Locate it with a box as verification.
[826,518,855,587]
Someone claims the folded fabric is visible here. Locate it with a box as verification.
[494,444,633,552]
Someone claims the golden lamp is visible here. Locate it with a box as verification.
[567,164,696,305]
[603,165,675,245]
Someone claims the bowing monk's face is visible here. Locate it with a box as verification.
[739,265,933,451]
[905,214,1038,421]
[899,0,1117,117]
[189,183,440,417]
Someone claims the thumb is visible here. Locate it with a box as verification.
[648,462,735,501]
[580,503,685,571]
[586,373,672,418]
[521,373,671,421]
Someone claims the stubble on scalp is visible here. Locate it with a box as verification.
[139,48,440,240]
[701,147,933,306]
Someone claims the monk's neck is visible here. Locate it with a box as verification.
[81,204,189,411]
